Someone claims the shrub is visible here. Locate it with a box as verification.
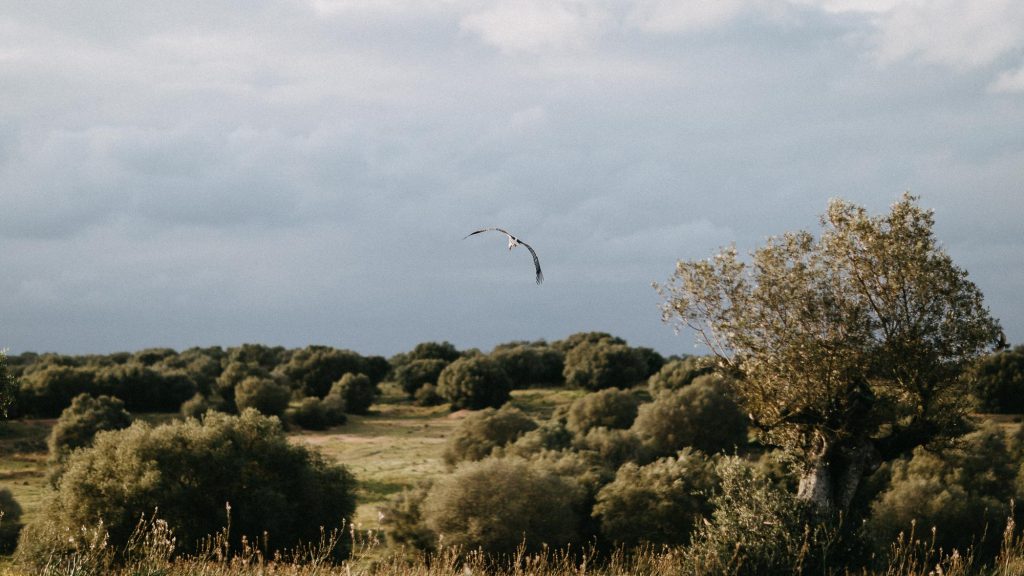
[562,340,647,391]
[631,375,748,457]
[47,393,132,482]
[967,345,1024,413]
[328,372,377,415]
[407,341,462,363]
[380,483,435,550]
[552,332,625,353]
[233,376,292,417]
[422,457,581,555]
[505,418,575,456]
[436,356,512,410]
[286,396,347,430]
[490,344,565,388]
[93,363,196,413]
[0,488,23,554]
[18,410,357,563]
[593,448,718,547]
[213,361,273,412]
[647,356,715,394]
[443,406,538,466]
[277,346,373,398]
[17,365,96,417]
[179,392,227,419]
[863,421,1017,561]
[565,388,640,437]
[414,383,444,406]
[394,358,448,397]
[575,427,646,468]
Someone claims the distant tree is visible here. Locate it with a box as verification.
[656,195,1003,516]
[631,375,748,457]
[563,341,647,391]
[131,348,177,366]
[328,372,377,415]
[443,406,537,466]
[233,376,291,417]
[277,346,369,398]
[593,449,718,547]
[966,345,1024,413]
[408,341,462,363]
[394,358,448,398]
[286,396,347,430]
[422,457,581,555]
[94,363,196,413]
[47,394,133,481]
[647,356,715,394]
[17,365,96,417]
[436,356,512,410]
[0,351,16,418]
[633,347,666,379]
[565,388,640,437]
[490,344,565,388]
[18,410,356,563]
[226,344,288,370]
[156,347,225,395]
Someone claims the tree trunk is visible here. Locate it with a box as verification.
[796,440,874,517]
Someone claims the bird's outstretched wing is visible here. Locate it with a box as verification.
[463,227,512,239]
[518,240,544,284]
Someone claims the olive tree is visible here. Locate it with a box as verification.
[656,195,1003,516]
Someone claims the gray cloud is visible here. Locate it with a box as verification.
[1,0,1022,356]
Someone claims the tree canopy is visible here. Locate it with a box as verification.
[656,194,1003,514]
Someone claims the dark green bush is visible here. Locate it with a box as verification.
[575,427,646,468]
[414,383,444,406]
[552,332,625,353]
[394,359,449,398]
[647,356,715,394]
[17,365,96,417]
[18,410,356,563]
[565,388,640,437]
[286,396,347,430]
[436,356,512,410]
[277,346,373,398]
[179,392,227,419]
[233,376,292,417]
[329,372,377,415]
[592,448,718,547]
[422,457,581,555]
[631,375,748,457]
[442,406,538,466]
[863,421,1017,561]
[562,340,647,391]
[47,393,132,482]
[380,483,435,550]
[967,345,1024,413]
[0,488,23,554]
[93,363,196,413]
[490,344,565,388]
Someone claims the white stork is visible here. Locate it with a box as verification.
[464,227,544,285]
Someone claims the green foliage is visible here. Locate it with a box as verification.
[407,341,462,363]
[681,456,836,576]
[563,340,647,391]
[286,396,347,430]
[0,488,23,554]
[552,332,626,353]
[0,350,16,418]
[20,410,357,562]
[592,448,717,547]
[491,344,566,388]
[94,363,197,412]
[277,346,372,398]
[574,427,646,469]
[180,392,227,419]
[394,358,449,398]
[442,405,538,466]
[657,194,1003,514]
[631,375,747,457]
[17,364,97,417]
[380,483,435,550]
[967,345,1024,413]
[647,356,715,394]
[565,388,640,437]
[48,393,133,482]
[233,376,292,417]
[422,457,581,555]
[863,421,1017,561]
[436,356,512,410]
[329,372,377,415]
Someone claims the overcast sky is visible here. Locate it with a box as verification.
[2,0,1023,357]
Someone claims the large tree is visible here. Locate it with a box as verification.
[656,194,1003,516]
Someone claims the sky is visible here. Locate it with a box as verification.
[2,0,1023,358]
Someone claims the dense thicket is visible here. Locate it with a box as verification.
[47,393,132,482]
[436,356,511,410]
[18,410,356,564]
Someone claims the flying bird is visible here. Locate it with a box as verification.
[464,227,544,284]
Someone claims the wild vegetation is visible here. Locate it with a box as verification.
[2,196,1024,575]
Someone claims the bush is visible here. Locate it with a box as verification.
[18,410,357,563]
[233,376,292,417]
[328,372,377,415]
[967,345,1024,413]
[422,457,581,555]
[443,406,538,466]
[647,356,715,394]
[593,448,718,547]
[0,488,23,554]
[490,344,565,388]
[631,375,748,457]
[863,421,1017,561]
[179,392,227,419]
[562,340,647,391]
[575,427,646,468]
[553,332,626,353]
[436,356,512,410]
[565,388,640,437]
[47,393,132,482]
[277,346,374,398]
[17,365,96,417]
[414,383,444,406]
[286,396,347,430]
[394,358,448,398]
[380,483,435,550]
[93,363,196,413]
